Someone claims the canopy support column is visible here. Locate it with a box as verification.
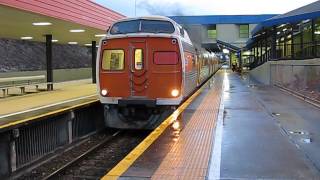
[91,41,97,84]
[46,34,53,91]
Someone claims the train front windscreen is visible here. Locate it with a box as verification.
[110,20,175,34]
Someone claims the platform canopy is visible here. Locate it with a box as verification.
[252,1,320,35]
[0,0,125,45]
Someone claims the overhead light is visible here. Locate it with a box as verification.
[52,39,58,42]
[315,31,320,35]
[84,43,92,46]
[243,51,251,56]
[32,22,52,26]
[21,36,33,40]
[68,42,78,45]
[95,34,106,37]
[302,19,310,23]
[69,29,85,33]
[223,49,230,54]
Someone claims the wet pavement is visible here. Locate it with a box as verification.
[106,69,320,179]
[215,70,320,179]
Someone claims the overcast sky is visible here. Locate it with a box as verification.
[95,0,318,17]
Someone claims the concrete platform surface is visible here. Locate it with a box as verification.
[105,69,320,179]
[0,79,97,128]
[209,70,320,179]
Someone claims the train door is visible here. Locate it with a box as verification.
[129,41,148,97]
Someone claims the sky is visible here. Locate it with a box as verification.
[95,0,318,17]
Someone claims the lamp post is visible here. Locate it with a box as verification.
[135,0,137,16]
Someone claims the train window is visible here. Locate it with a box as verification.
[102,50,125,71]
[134,49,144,70]
[141,20,175,33]
[154,52,179,65]
[110,20,175,34]
[110,20,140,34]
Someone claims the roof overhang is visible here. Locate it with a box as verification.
[217,40,241,52]
[0,1,125,45]
[201,42,220,52]
[251,1,320,35]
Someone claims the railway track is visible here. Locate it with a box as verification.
[15,129,149,180]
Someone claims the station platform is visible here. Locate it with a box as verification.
[0,79,97,130]
[104,69,320,179]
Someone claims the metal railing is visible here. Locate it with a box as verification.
[0,101,104,178]
[248,42,320,69]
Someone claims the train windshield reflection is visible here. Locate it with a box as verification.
[110,20,175,34]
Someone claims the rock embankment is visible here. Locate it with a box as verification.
[0,38,92,72]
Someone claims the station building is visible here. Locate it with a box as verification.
[170,15,276,65]
[245,0,320,102]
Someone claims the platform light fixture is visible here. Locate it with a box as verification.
[222,49,230,54]
[52,39,58,42]
[315,31,320,35]
[95,34,106,37]
[21,36,33,40]
[84,43,92,46]
[68,42,78,45]
[69,29,85,33]
[32,22,52,26]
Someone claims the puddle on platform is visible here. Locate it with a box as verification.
[248,84,257,88]
[289,131,310,135]
[302,138,312,143]
[170,115,182,142]
[272,112,281,116]
[288,130,312,144]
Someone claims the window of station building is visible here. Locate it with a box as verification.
[315,18,320,56]
[102,50,125,71]
[207,25,217,39]
[134,49,144,70]
[239,24,249,38]
[315,18,320,40]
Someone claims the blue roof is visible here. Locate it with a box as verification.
[252,1,320,35]
[169,15,278,25]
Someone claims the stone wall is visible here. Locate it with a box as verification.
[0,38,92,72]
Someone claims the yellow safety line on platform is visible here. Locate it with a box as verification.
[0,99,99,130]
[102,80,211,180]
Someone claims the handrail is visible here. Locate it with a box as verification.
[248,41,320,69]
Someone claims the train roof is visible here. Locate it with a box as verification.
[105,16,193,45]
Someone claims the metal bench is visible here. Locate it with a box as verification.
[0,75,47,97]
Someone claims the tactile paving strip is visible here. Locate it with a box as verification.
[151,73,223,180]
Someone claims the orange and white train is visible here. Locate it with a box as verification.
[97,16,221,129]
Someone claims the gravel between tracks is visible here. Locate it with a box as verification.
[15,129,149,180]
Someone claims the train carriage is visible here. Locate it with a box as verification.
[97,16,220,129]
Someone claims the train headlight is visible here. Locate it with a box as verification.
[171,89,179,97]
[101,89,108,96]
